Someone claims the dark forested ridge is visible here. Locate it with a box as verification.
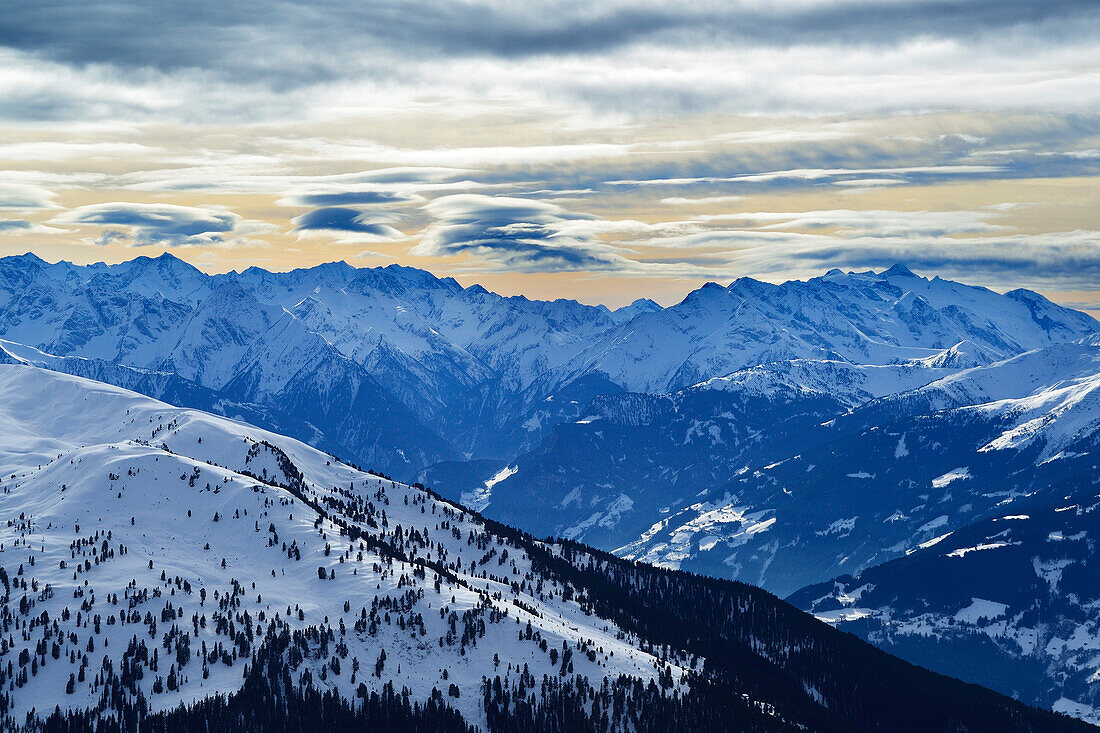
[789,465,1100,720]
[505,528,1095,733]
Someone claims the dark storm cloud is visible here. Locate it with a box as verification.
[2,1,1096,84]
[54,203,242,246]
[292,207,402,238]
[413,194,626,271]
[284,191,423,207]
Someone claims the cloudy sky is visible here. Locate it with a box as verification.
[2,0,1099,310]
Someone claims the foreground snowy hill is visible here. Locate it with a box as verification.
[0,365,1085,732]
[0,365,672,728]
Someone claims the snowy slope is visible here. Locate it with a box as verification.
[0,335,455,478]
[0,365,1083,732]
[0,365,684,727]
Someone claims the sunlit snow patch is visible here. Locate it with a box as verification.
[955,598,1008,623]
[460,464,517,512]
[947,541,1013,558]
[932,467,970,488]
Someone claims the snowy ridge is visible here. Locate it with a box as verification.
[692,358,956,408]
[886,343,1100,411]
[0,366,1076,731]
[0,365,685,727]
[870,344,1100,458]
[0,254,1095,474]
[556,266,1098,394]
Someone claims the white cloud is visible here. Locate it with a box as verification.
[0,218,64,235]
[661,195,744,206]
[0,183,58,209]
[694,209,1011,238]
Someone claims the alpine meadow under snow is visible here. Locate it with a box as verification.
[2,254,1100,728]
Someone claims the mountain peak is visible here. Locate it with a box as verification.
[349,263,456,296]
[919,339,1003,369]
[309,259,356,277]
[13,251,47,265]
[727,276,780,298]
[125,250,204,277]
[882,263,918,278]
[610,297,663,323]
[0,252,49,275]
[677,280,731,308]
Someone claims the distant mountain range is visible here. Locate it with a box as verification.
[2,252,1099,722]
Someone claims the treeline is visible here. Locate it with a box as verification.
[16,448,1095,732]
[24,630,471,733]
[482,671,794,733]
[465,509,1094,733]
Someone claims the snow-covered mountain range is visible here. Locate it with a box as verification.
[0,252,621,471]
[555,264,1097,393]
[3,252,1100,724]
[1,254,1094,477]
[2,364,1079,731]
[3,253,1097,596]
